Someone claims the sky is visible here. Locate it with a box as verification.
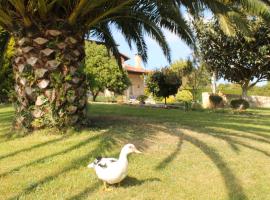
[111,28,193,70]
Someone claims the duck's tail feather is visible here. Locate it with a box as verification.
[87,156,102,168]
[87,162,95,168]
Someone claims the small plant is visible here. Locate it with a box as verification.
[191,102,202,110]
[209,94,223,109]
[230,99,249,110]
[136,95,148,104]
[176,90,193,103]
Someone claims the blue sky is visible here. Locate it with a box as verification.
[111,28,193,70]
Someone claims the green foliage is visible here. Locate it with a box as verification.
[191,102,203,110]
[0,28,14,103]
[218,83,270,97]
[170,60,211,101]
[170,59,193,77]
[84,42,130,101]
[230,99,250,110]
[136,95,148,104]
[196,19,270,97]
[1,1,270,64]
[176,90,193,102]
[209,94,223,108]
[146,68,181,105]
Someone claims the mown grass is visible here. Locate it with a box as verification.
[0,103,270,200]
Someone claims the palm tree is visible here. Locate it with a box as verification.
[0,0,269,130]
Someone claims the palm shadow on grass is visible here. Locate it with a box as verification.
[156,129,248,200]
[155,134,184,170]
[2,106,270,200]
[154,124,270,200]
[0,134,100,178]
[0,110,31,144]
[183,134,248,200]
[66,177,161,200]
[0,135,70,161]
[6,118,157,200]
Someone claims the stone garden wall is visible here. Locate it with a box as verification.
[202,92,270,108]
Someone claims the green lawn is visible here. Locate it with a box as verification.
[0,104,270,200]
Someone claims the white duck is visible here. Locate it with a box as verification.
[88,144,141,189]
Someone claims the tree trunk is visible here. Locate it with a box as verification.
[92,91,99,102]
[13,30,87,130]
[241,86,248,100]
[241,81,249,100]
[164,97,167,105]
[211,71,217,94]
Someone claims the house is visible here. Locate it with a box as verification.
[103,53,149,100]
[121,54,149,100]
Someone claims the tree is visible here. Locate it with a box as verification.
[0,0,269,130]
[0,27,14,103]
[84,42,130,101]
[146,68,181,105]
[196,19,270,99]
[171,60,211,101]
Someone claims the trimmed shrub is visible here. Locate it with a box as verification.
[230,99,249,110]
[176,90,193,102]
[191,102,203,110]
[162,95,176,104]
[209,94,223,108]
[136,95,148,104]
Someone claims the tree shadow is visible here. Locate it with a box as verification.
[6,132,113,200]
[153,126,250,200]
[0,134,100,178]
[2,106,270,200]
[194,127,270,157]
[0,135,70,161]
[5,119,158,200]
[183,133,248,200]
[155,134,183,170]
[65,177,160,200]
[65,182,100,200]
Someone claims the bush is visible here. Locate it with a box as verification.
[175,90,193,102]
[209,94,223,108]
[191,102,202,110]
[230,99,249,110]
[0,37,15,103]
[136,95,148,104]
[162,96,176,104]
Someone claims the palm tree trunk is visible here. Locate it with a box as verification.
[13,30,87,130]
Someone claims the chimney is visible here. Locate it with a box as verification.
[135,54,143,68]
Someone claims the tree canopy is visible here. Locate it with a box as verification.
[1,0,270,63]
[146,68,182,105]
[170,59,211,101]
[84,42,130,101]
[196,19,270,98]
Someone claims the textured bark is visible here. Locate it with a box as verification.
[241,80,249,100]
[211,71,217,94]
[13,30,87,129]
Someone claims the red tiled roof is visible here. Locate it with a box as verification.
[123,64,150,74]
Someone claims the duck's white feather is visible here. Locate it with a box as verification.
[94,157,128,184]
[88,144,141,185]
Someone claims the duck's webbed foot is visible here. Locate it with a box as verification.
[103,182,113,191]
